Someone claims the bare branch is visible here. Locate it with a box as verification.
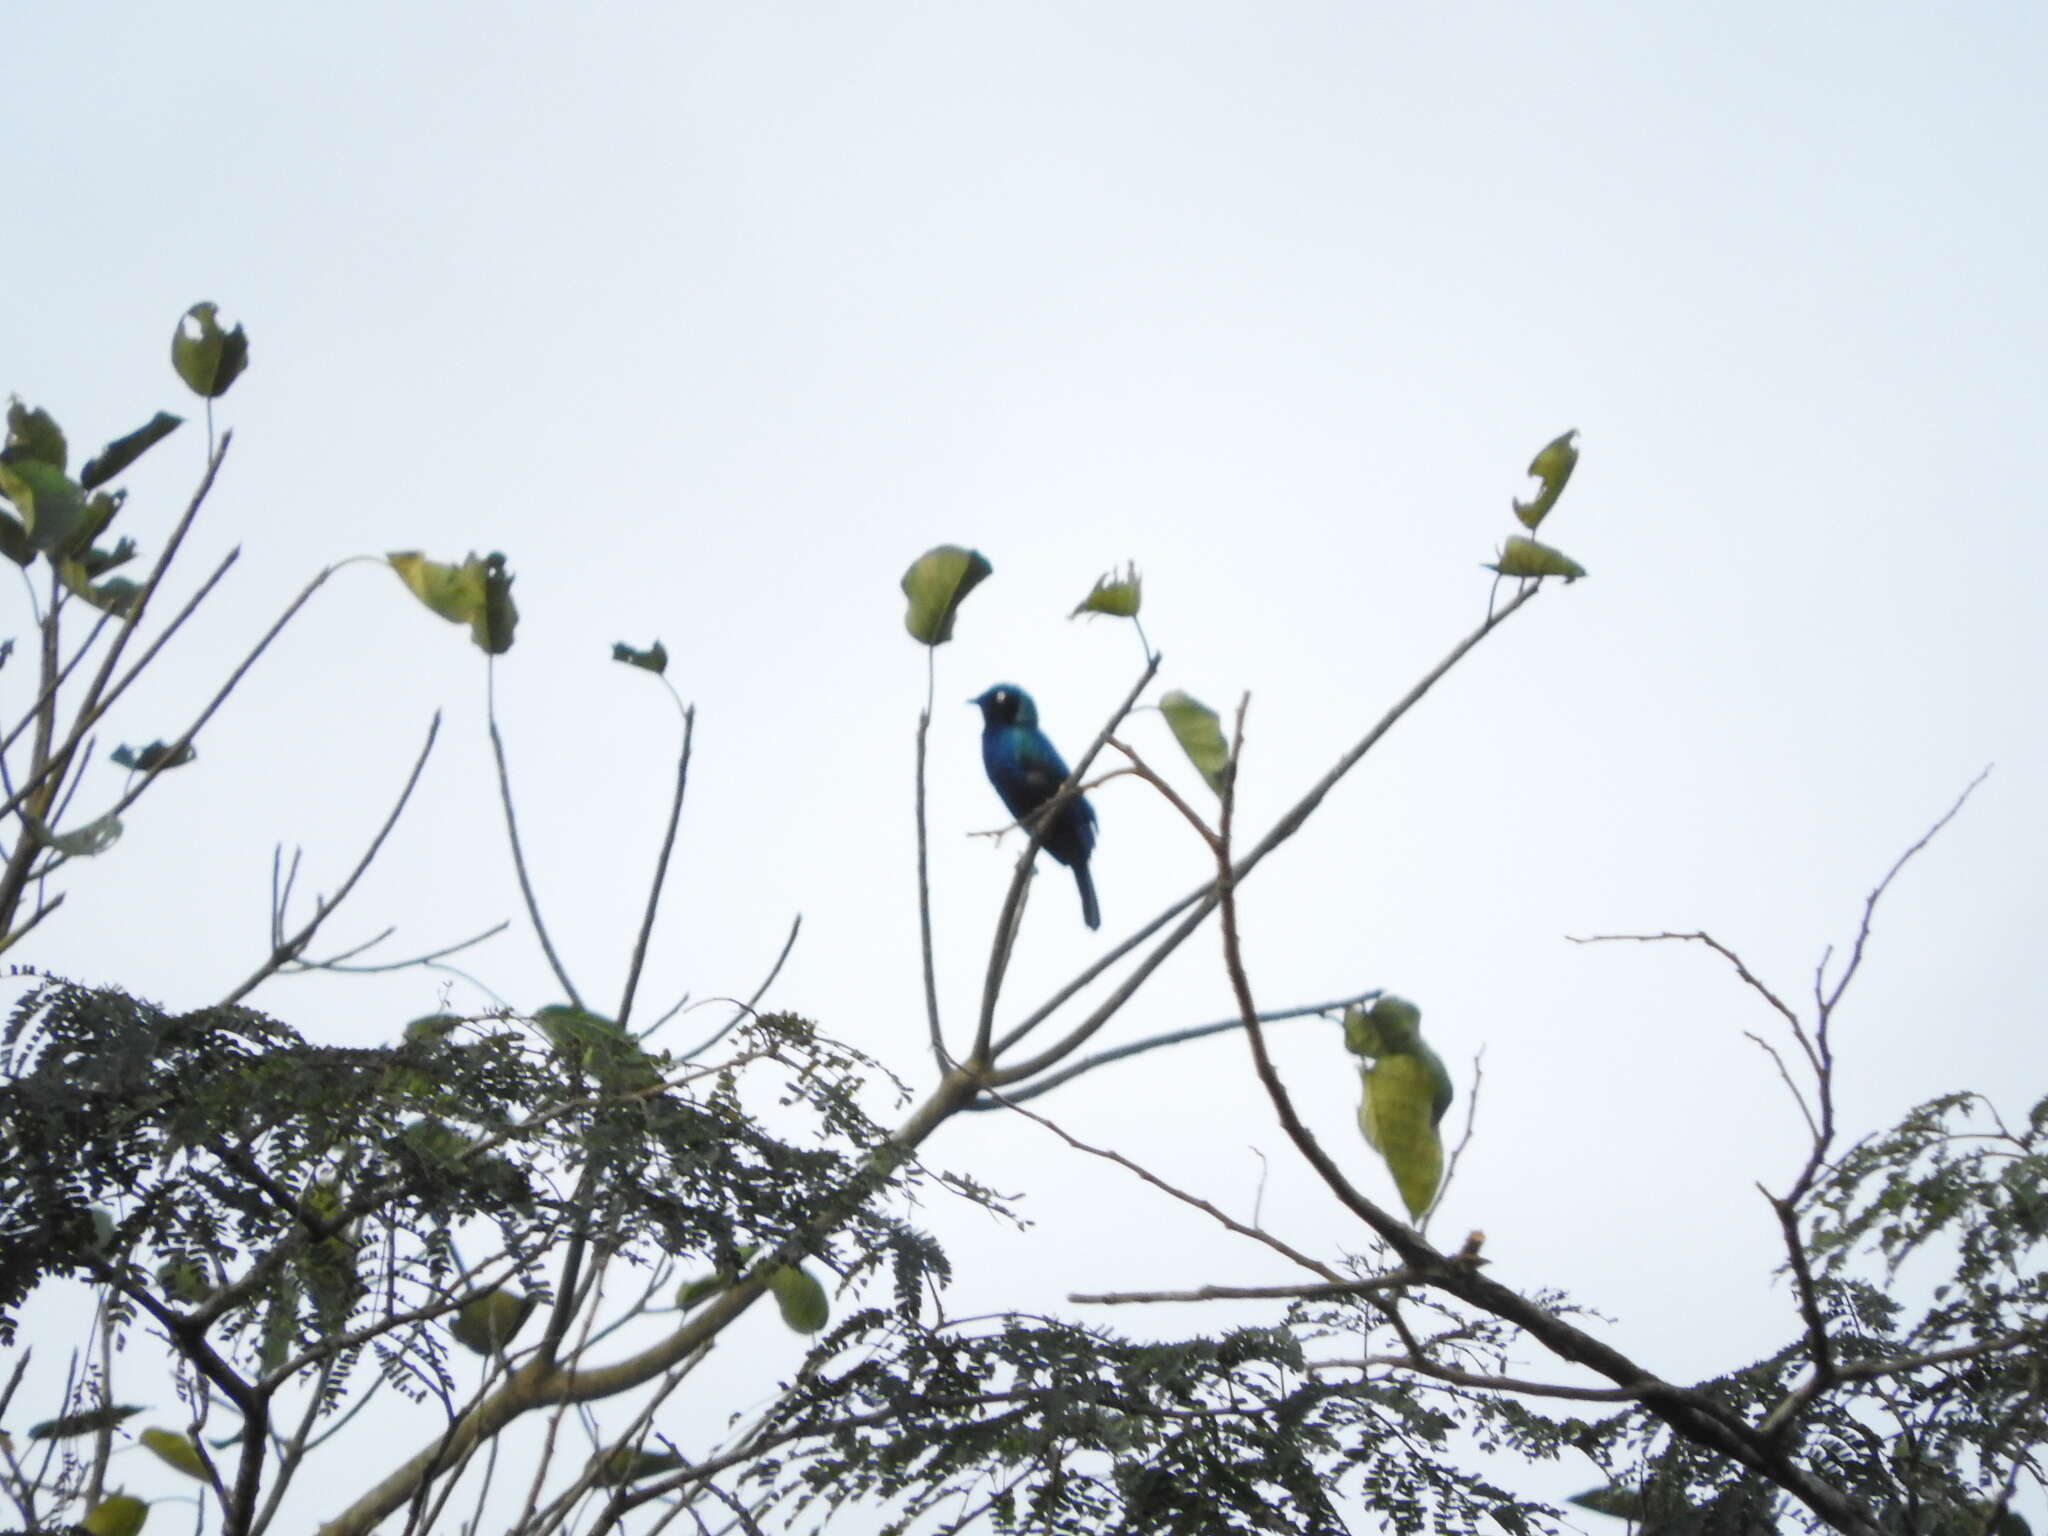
[993,583,1544,1075]
[1074,1273,1432,1305]
[290,919,510,976]
[988,1089,1342,1281]
[914,646,949,1069]
[972,655,1162,1064]
[969,991,1378,1108]
[617,699,695,1027]
[487,661,583,1009]
[1309,1354,1644,1403]
[676,914,802,1061]
[221,713,442,1006]
[1820,767,1990,1017]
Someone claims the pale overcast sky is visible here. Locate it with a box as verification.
[7,3,2046,1527]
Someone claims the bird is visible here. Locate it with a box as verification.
[971,683,1100,930]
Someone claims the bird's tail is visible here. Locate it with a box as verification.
[1074,863,1100,931]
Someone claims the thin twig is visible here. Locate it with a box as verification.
[1820,767,1991,1019]
[1309,1355,1643,1403]
[293,920,510,976]
[990,1088,1342,1281]
[487,660,583,1009]
[1107,736,1219,850]
[1424,1048,1486,1226]
[0,891,65,957]
[676,915,802,1060]
[915,646,950,1069]
[0,437,234,825]
[992,584,1543,1073]
[220,713,442,1005]
[0,607,111,758]
[972,657,1162,1064]
[1074,1273,1432,1305]
[618,697,695,1026]
[967,991,1377,1108]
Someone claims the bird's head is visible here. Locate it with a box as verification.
[970,684,1037,728]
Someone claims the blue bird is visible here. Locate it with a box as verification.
[971,684,1100,930]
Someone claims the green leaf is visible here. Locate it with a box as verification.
[1071,562,1142,619]
[611,639,668,674]
[1359,1054,1446,1219]
[591,1445,688,1487]
[767,1262,830,1334]
[4,400,67,469]
[26,809,123,857]
[534,1004,661,1092]
[1487,535,1586,582]
[403,1013,462,1044]
[476,552,518,654]
[171,303,250,398]
[677,1244,761,1309]
[111,741,196,773]
[139,1427,210,1480]
[0,508,30,566]
[80,413,183,490]
[900,544,992,646]
[1357,996,1452,1124]
[298,1179,361,1325]
[29,1405,144,1440]
[446,1289,539,1355]
[1158,691,1231,795]
[156,1258,214,1305]
[1511,429,1578,530]
[388,550,519,655]
[259,1276,300,1374]
[59,560,146,615]
[0,456,93,556]
[1568,1485,1644,1519]
[1340,1004,1383,1057]
[82,1494,150,1536]
[79,536,138,578]
[1348,997,1453,1218]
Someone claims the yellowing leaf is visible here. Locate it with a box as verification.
[1358,1054,1445,1219]
[1511,429,1579,530]
[1071,563,1142,619]
[446,1289,538,1355]
[1357,996,1452,1126]
[900,545,992,646]
[1159,691,1231,795]
[767,1263,830,1334]
[82,1494,149,1536]
[139,1428,209,1481]
[388,551,519,654]
[171,303,250,398]
[1487,535,1586,583]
